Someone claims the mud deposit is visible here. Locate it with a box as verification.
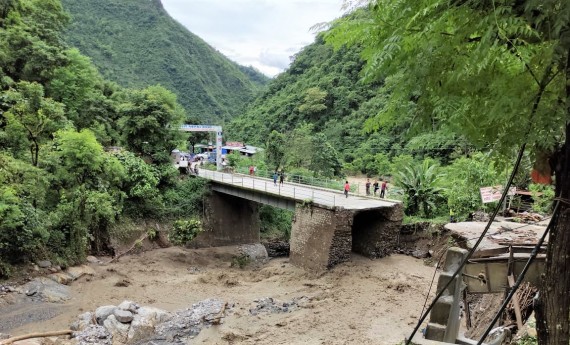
[1,247,438,344]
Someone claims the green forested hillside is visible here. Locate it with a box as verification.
[0,0,207,276]
[228,35,465,174]
[61,0,268,123]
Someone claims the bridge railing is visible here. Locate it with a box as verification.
[198,163,402,202]
[232,167,361,194]
[199,169,344,206]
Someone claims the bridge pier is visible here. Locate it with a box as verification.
[290,206,353,271]
[290,203,404,272]
[191,191,260,247]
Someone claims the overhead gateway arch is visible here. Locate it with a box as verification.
[180,124,223,171]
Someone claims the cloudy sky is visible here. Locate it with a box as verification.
[161,0,345,77]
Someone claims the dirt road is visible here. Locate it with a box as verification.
[4,247,438,344]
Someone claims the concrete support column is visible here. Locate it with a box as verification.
[192,191,260,247]
[425,247,468,343]
[289,206,352,272]
[352,204,404,258]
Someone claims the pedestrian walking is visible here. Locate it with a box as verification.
[249,165,254,175]
[365,179,371,195]
[373,180,379,196]
[344,181,350,198]
[273,171,278,186]
[380,180,388,198]
[279,171,285,185]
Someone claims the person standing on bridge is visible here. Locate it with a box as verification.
[249,165,254,176]
[365,179,371,195]
[373,180,379,196]
[273,171,278,186]
[344,181,350,198]
[279,171,285,185]
[380,180,388,198]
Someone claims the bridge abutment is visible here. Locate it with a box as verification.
[191,191,260,247]
[351,204,404,258]
[290,206,352,271]
[290,203,404,272]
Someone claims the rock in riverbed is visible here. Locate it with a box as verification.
[71,299,229,344]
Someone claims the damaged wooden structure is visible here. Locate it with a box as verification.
[419,243,545,345]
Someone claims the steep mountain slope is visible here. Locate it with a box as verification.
[228,35,385,156]
[228,33,463,170]
[61,0,268,123]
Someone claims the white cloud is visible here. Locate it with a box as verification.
[161,0,345,77]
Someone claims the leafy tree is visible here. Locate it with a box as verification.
[326,1,570,342]
[117,85,185,164]
[265,130,286,171]
[0,0,69,84]
[441,153,504,217]
[47,129,125,257]
[0,153,50,270]
[113,150,163,217]
[3,81,65,166]
[298,87,328,118]
[310,132,343,178]
[285,123,314,170]
[47,48,105,127]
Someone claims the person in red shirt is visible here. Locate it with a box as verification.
[380,180,388,198]
[344,181,350,198]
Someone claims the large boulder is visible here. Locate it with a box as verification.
[70,312,94,332]
[21,277,71,302]
[114,309,134,323]
[103,315,130,344]
[126,306,171,343]
[95,306,117,325]
[117,300,139,314]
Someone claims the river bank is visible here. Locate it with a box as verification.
[1,246,438,344]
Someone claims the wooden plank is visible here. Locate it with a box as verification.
[508,275,524,330]
[472,247,510,259]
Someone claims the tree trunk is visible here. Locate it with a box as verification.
[537,43,570,345]
[539,125,570,345]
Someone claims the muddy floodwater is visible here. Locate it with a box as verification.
[1,247,438,344]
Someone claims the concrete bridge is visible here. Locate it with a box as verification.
[192,169,404,272]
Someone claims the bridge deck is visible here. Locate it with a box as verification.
[198,169,399,210]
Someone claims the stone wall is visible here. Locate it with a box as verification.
[352,203,404,258]
[191,191,260,247]
[289,205,352,272]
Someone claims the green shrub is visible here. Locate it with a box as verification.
[529,183,555,214]
[441,153,504,218]
[168,219,202,246]
[231,254,251,269]
[259,205,293,240]
[395,159,445,217]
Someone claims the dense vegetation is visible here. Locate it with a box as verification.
[227,23,546,221]
[325,1,568,343]
[60,0,268,123]
[0,0,207,276]
[229,0,568,340]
